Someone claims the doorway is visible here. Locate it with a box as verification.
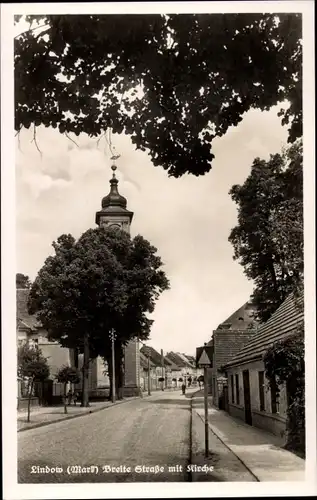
[242,370,252,425]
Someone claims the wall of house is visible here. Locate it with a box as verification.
[17,328,72,381]
[38,342,71,379]
[123,339,140,396]
[140,368,160,391]
[226,359,287,441]
[96,356,110,388]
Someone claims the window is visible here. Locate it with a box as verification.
[74,349,79,369]
[270,377,279,414]
[231,374,235,403]
[235,374,240,405]
[258,371,265,411]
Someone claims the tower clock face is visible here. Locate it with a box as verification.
[108,224,121,231]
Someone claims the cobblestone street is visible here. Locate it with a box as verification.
[18,390,196,483]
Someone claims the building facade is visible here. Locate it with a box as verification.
[17,288,96,406]
[165,351,203,384]
[205,301,258,408]
[223,292,304,442]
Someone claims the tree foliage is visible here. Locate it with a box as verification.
[27,227,169,400]
[17,343,50,421]
[263,323,305,455]
[14,14,302,177]
[229,140,303,322]
[16,273,31,289]
[17,343,50,380]
[56,365,80,385]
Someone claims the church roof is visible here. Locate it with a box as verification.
[96,164,133,225]
[223,291,304,368]
[16,288,41,331]
[101,165,131,213]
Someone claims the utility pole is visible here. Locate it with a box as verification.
[204,365,209,457]
[196,343,212,458]
[111,329,116,403]
[161,349,165,390]
[147,353,151,396]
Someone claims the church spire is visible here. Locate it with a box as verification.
[95,160,133,230]
[101,163,128,210]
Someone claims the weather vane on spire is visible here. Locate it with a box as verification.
[111,164,117,178]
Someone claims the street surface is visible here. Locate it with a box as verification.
[18,389,194,483]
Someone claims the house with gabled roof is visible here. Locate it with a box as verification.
[140,345,174,389]
[222,292,304,441]
[204,300,259,409]
[17,288,97,405]
[165,351,203,384]
[17,288,72,377]
[139,350,160,391]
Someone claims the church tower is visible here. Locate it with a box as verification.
[95,164,133,232]
[95,163,140,397]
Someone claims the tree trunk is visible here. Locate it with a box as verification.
[27,378,34,423]
[81,334,90,407]
[64,382,67,414]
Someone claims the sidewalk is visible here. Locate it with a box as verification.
[17,397,139,432]
[192,393,305,481]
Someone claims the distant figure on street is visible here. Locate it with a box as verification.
[181,382,186,395]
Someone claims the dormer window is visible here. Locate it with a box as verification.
[220,323,232,329]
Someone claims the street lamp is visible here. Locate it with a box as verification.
[110,329,116,403]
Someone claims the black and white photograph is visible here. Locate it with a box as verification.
[1,1,316,498]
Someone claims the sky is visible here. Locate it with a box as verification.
[16,106,289,355]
